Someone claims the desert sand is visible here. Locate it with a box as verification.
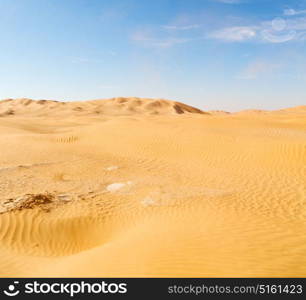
[0,97,305,277]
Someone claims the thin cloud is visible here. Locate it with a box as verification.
[208,26,257,41]
[284,8,306,16]
[133,7,306,47]
[131,28,199,48]
[132,34,191,48]
[261,17,306,43]
[208,14,306,43]
[162,24,200,30]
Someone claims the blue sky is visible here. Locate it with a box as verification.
[0,0,305,111]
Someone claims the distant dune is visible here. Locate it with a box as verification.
[278,105,306,113]
[2,98,305,118]
[236,109,269,114]
[0,97,207,117]
[208,110,230,115]
[0,97,305,277]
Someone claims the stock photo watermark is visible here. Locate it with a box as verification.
[262,16,296,43]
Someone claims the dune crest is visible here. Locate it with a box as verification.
[0,97,208,117]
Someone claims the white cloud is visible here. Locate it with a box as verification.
[132,7,306,48]
[284,8,306,16]
[261,29,296,43]
[260,17,306,43]
[208,13,306,43]
[131,30,194,48]
[209,26,256,41]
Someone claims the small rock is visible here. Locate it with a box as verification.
[141,197,156,207]
[106,182,126,192]
[105,166,119,171]
[57,194,71,202]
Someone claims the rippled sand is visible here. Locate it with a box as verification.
[0,98,305,277]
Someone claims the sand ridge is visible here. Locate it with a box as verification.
[0,98,305,277]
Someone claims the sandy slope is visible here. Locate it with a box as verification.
[0,98,305,277]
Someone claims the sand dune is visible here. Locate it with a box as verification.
[278,106,306,114]
[0,97,207,117]
[0,98,305,277]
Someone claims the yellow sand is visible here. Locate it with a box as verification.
[0,98,305,277]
